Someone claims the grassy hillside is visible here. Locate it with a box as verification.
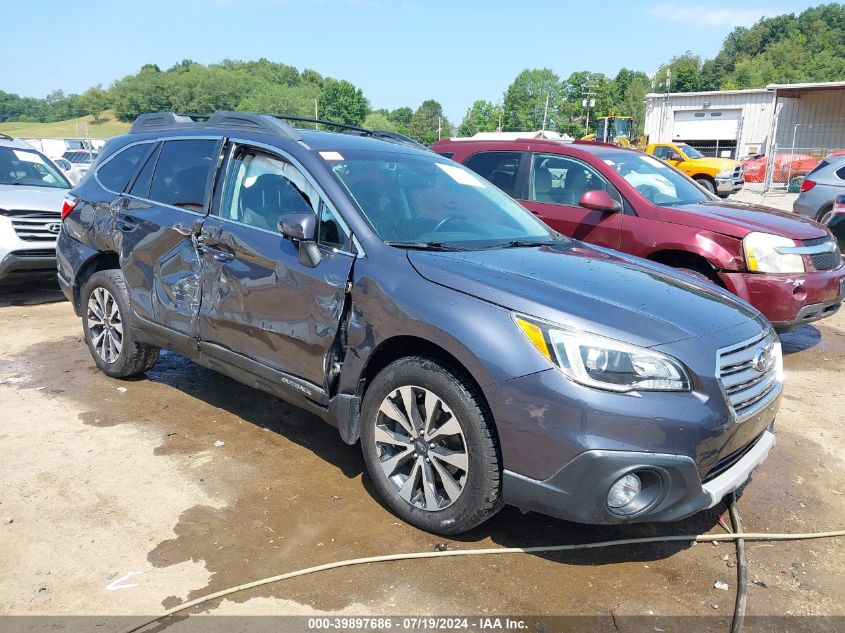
[0,110,129,139]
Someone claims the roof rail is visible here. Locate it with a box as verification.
[129,111,303,142]
[128,111,429,151]
[0,132,15,141]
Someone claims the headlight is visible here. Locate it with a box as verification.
[742,231,804,273]
[716,169,733,178]
[515,316,691,392]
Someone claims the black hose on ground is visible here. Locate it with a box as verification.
[729,493,748,633]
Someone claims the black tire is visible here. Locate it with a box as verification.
[360,356,502,535]
[694,177,716,194]
[81,270,159,378]
[817,205,833,226]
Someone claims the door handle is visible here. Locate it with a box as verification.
[115,216,137,232]
[197,239,234,262]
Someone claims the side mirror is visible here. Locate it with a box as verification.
[278,211,317,241]
[668,153,683,162]
[579,189,623,213]
[278,211,321,267]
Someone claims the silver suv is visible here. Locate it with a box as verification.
[0,134,71,283]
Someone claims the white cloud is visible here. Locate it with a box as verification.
[647,5,780,27]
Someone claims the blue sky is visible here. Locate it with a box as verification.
[1,0,826,121]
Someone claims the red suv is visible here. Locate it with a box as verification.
[432,139,845,329]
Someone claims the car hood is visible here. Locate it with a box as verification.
[408,242,760,348]
[657,200,829,240]
[0,185,68,213]
[686,157,738,171]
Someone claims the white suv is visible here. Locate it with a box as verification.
[0,134,71,283]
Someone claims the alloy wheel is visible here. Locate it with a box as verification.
[87,287,123,363]
[374,385,469,511]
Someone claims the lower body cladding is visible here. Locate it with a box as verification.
[720,264,845,329]
[485,365,780,525]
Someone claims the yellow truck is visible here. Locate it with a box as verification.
[645,142,744,198]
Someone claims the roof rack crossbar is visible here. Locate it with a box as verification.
[129,111,303,142]
[0,132,15,141]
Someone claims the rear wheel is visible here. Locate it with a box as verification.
[694,177,716,194]
[360,356,502,535]
[817,205,834,226]
[82,270,159,378]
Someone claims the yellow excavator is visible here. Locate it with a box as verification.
[581,116,638,147]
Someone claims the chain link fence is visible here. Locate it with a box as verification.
[764,119,845,191]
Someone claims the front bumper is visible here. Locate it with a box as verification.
[719,265,845,328]
[716,176,744,195]
[0,250,57,281]
[503,429,775,524]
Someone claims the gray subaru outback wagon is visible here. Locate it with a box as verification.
[56,112,782,534]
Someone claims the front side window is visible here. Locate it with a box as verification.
[651,145,673,160]
[0,146,68,189]
[605,151,714,206]
[463,151,523,196]
[329,150,554,248]
[220,149,316,229]
[97,143,153,193]
[529,153,620,207]
[148,139,217,211]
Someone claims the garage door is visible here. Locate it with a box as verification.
[673,109,740,141]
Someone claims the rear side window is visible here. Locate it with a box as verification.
[436,151,455,159]
[128,143,162,199]
[96,143,153,193]
[148,139,217,211]
[462,151,523,196]
[836,165,845,180]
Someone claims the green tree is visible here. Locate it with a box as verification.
[363,112,397,132]
[457,100,501,137]
[237,83,320,117]
[78,85,110,122]
[409,100,451,144]
[502,68,562,131]
[654,53,702,93]
[388,107,414,135]
[319,78,368,126]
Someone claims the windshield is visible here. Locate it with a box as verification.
[605,152,714,206]
[328,150,556,248]
[678,144,704,159]
[63,150,98,164]
[0,147,69,189]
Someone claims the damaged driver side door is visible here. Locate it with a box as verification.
[116,137,222,340]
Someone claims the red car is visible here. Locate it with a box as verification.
[743,152,820,183]
[432,138,845,329]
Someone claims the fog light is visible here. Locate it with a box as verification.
[607,474,641,509]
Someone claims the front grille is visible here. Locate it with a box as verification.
[3,210,62,242]
[10,249,55,258]
[717,330,780,420]
[802,236,841,271]
[732,165,743,178]
[703,432,764,483]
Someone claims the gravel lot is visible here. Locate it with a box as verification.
[1,281,843,632]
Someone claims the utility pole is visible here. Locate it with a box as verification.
[438,116,443,141]
[582,85,595,136]
[541,92,550,135]
[497,102,503,133]
[314,99,319,130]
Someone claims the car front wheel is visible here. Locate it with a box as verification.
[360,356,502,534]
[82,270,159,378]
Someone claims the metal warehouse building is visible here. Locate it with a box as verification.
[644,81,845,189]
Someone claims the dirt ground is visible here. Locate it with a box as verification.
[1,281,844,632]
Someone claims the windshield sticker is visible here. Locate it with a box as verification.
[13,150,43,163]
[319,151,345,161]
[436,163,485,188]
[641,155,667,169]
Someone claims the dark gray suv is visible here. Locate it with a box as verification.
[57,112,782,534]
